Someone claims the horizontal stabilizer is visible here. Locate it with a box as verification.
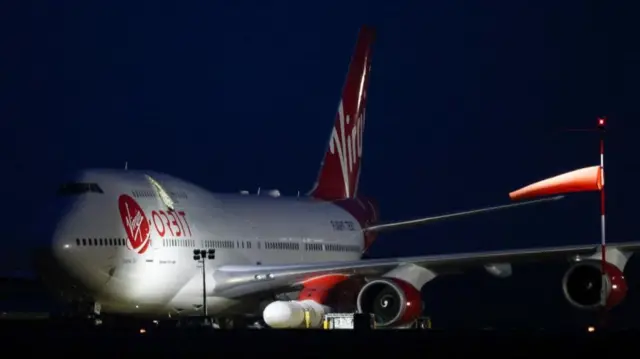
[510,166,602,201]
[364,195,564,232]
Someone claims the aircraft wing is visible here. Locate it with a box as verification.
[363,195,564,232]
[212,241,640,298]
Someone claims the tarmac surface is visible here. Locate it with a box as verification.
[0,319,633,356]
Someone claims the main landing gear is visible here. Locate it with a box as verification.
[176,316,264,329]
[215,316,266,329]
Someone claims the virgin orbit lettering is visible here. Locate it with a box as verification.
[13,26,640,328]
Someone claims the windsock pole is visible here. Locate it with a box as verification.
[597,117,607,307]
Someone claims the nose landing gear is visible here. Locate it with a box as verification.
[50,299,103,328]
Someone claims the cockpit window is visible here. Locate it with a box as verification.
[57,182,104,196]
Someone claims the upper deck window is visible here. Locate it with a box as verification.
[57,182,104,196]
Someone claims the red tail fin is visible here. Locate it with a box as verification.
[309,26,375,201]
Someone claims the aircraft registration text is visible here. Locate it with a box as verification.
[330,220,356,231]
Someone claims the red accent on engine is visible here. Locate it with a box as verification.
[603,261,627,309]
[562,260,628,310]
[391,278,423,325]
[299,274,349,303]
[298,274,365,312]
[356,277,423,327]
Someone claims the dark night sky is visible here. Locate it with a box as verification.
[2,1,639,328]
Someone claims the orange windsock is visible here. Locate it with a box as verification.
[509,165,602,201]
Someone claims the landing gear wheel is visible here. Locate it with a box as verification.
[177,316,212,328]
[214,316,255,329]
[216,317,235,329]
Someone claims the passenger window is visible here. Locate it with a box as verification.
[82,239,86,246]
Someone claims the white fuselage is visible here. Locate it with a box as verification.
[47,169,364,318]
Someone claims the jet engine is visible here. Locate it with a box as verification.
[356,278,423,327]
[562,260,628,310]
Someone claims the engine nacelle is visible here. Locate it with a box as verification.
[356,277,423,327]
[262,300,330,329]
[562,260,628,310]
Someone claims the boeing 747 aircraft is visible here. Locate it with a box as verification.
[8,26,639,329]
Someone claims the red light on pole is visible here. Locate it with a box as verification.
[598,117,606,129]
